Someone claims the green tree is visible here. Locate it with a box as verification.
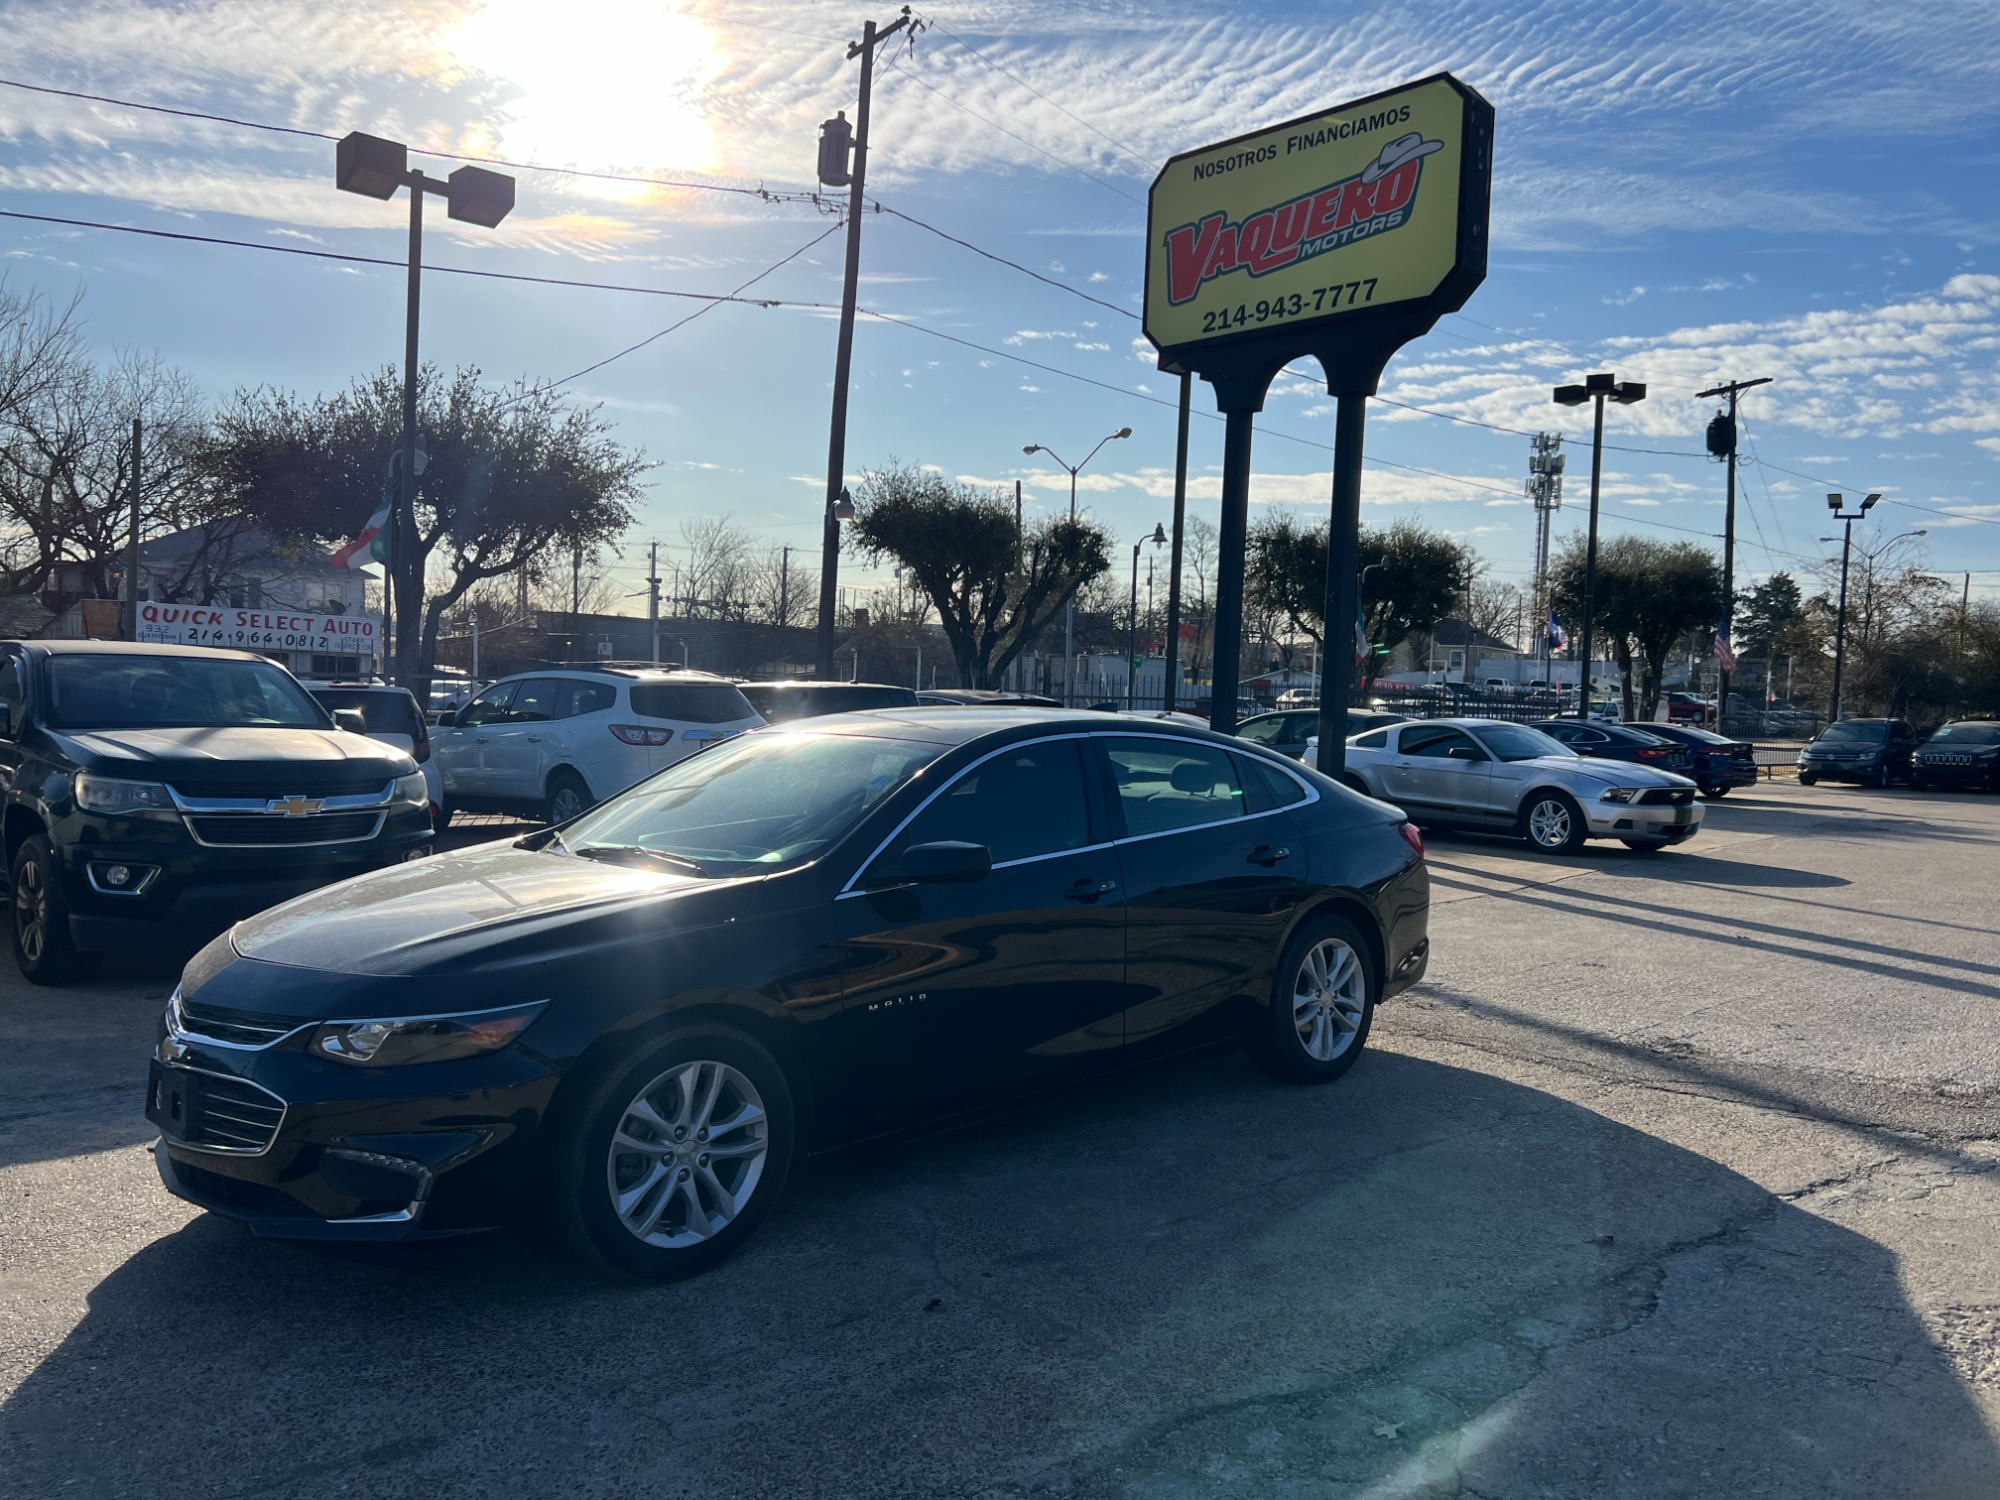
[1246,514,1472,688]
[200,365,642,686]
[846,461,1111,689]
[1551,535,1724,718]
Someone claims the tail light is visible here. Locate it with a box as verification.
[1397,822,1424,859]
[610,724,674,746]
[411,718,431,763]
[1637,747,1669,759]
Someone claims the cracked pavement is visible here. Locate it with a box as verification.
[2,781,1998,1497]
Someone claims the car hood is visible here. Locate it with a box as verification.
[53,725,413,789]
[226,841,748,977]
[1535,756,1693,788]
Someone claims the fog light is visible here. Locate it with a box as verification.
[88,861,156,895]
[103,864,132,887]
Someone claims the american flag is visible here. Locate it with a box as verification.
[1547,612,1568,652]
[1714,618,1738,673]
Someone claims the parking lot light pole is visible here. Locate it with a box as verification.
[1024,427,1130,705]
[1821,491,1880,722]
[1553,373,1646,718]
[1127,523,1166,709]
[336,132,514,686]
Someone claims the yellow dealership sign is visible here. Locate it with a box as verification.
[1144,74,1491,365]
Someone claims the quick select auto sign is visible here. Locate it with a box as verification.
[135,602,380,656]
[1144,75,1489,361]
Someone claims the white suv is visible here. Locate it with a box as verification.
[432,668,762,825]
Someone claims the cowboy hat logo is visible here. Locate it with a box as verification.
[1162,134,1448,306]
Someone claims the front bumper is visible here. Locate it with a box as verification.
[1582,796,1704,842]
[59,807,433,951]
[1698,758,1758,788]
[148,1028,556,1240]
[1797,755,1883,782]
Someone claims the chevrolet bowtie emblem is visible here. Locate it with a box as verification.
[268,795,323,817]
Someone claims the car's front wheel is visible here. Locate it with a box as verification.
[1521,791,1586,854]
[553,1022,796,1280]
[1252,914,1376,1084]
[1700,783,1729,799]
[10,835,101,986]
[1797,771,1818,787]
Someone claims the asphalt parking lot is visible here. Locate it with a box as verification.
[4,783,1998,1498]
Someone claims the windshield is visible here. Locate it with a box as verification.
[1929,723,2000,744]
[559,730,944,875]
[45,654,328,730]
[1820,721,1887,744]
[1469,724,1574,762]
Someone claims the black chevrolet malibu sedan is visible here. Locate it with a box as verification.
[151,710,1430,1279]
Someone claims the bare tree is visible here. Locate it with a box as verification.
[743,545,817,628]
[1463,576,1524,647]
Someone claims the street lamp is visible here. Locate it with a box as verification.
[1553,372,1646,717]
[1821,491,1881,721]
[336,132,514,685]
[1128,523,1167,710]
[1023,427,1131,705]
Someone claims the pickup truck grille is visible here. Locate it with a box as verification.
[185,811,385,847]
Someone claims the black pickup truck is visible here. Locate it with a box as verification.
[0,641,432,983]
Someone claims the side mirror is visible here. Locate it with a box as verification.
[435,708,458,728]
[869,840,992,886]
[331,708,369,735]
[1446,745,1487,762]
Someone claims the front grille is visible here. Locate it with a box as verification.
[1926,754,1974,767]
[1637,787,1694,806]
[175,995,304,1047]
[174,1070,286,1153]
[186,811,384,847]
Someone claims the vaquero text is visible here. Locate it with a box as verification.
[1163,157,1426,307]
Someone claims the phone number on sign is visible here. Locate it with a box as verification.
[152,628,374,652]
[1198,278,1379,333]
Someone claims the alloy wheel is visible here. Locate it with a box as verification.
[14,856,45,964]
[1292,937,1366,1062]
[1527,798,1572,850]
[606,1059,769,1249]
[550,785,586,824]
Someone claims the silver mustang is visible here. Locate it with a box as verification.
[1309,717,1704,853]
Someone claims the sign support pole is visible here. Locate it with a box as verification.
[1208,409,1256,733]
[1162,368,1190,714]
[1314,393,1367,776]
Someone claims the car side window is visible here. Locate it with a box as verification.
[1105,737,1248,837]
[1236,716,1283,746]
[1396,724,1455,756]
[457,683,516,728]
[1237,754,1308,812]
[1353,728,1390,750]
[565,682,616,718]
[1286,713,1321,740]
[880,739,1091,867]
[0,654,24,738]
[1405,728,1480,760]
[507,679,562,723]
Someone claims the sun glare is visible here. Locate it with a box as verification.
[450,0,717,181]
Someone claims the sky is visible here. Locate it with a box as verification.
[3,0,2000,620]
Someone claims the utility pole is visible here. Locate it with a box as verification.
[778,544,792,630]
[1163,365,1191,713]
[470,606,480,679]
[1697,375,1772,731]
[813,6,918,681]
[123,417,142,640]
[1525,431,1564,686]
[648,541,661,666]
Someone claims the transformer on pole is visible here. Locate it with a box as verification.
[1526,431,1565,682]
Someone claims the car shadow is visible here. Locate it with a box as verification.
[4,1051,1994,1497]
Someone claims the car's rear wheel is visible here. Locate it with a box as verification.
[546,770,591,826]
[1521,791,1586,854]
[1700,783,1729,799]
[1252,914,1375,1084]
[10,835,101,986]
[1341,774,1369,796]
[554,1022,796,1280]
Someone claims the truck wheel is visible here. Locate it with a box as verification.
[11,835,101,985]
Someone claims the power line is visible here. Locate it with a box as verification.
[878,204,1134,319]
[0,208,844,310]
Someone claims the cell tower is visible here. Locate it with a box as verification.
[1526,432,1566,670]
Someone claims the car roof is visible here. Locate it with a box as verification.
[740,680,915,692]
[495,667,734,684]
[761,706,1260,750]
[9,639,268,663]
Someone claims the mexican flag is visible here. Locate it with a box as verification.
[330,503,392,570]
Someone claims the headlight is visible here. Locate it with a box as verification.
[74,773,174,814]
[393,770,429,804]
[311,1001,547,1067]
[1598,787,1641,803]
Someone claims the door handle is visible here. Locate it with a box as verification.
[474,736,489,745]
[1061,878,1117,902]
[1247,844,1290,867]
[524,735,541,743]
